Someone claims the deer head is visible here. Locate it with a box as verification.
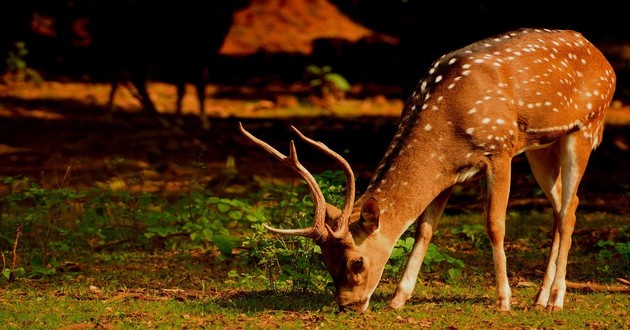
[239,123,392,312]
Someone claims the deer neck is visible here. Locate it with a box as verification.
[355,98,480,244]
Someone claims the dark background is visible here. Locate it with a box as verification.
[1,0,629,99]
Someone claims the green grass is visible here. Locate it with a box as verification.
[2,276,628,329]
[0,171,628,329]
[1,208,628,329]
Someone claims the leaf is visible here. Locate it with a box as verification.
[217,204,230,213]
[447,268,462,279]
[324,73,350,91]
[229,210,242,220]
[2,268,10,280]
[30,256,44,269]
[213,235,233,256]
[306,65,322,75]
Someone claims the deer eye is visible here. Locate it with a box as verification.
[351,257,364,273]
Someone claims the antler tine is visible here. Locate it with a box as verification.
[239,122,328,240]
[290,126,356,234]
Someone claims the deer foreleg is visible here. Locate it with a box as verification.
[387,188,451,309]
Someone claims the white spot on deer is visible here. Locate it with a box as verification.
[448,83,456,89]
[435,75,443,83]
[587,103,593,110]
[496,119,505,125]
[424,124,432,131]
[448,58,457,65]
[466,128,475,135]
[482,118,491,124]
[468,108,477,114]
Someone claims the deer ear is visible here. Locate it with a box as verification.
[359,197,380,234]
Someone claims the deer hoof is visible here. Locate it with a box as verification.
[546,305,563,312]
[533,304,546,311]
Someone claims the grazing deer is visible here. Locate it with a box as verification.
[239,28,616,313]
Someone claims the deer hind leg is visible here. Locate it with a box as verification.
[526,134,591,311]
[387,188,452,310]
[485,156,513,312]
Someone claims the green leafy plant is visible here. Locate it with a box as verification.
[173,194,264,255]
[386,232,464,282]
[597,239,630,259]
[452,223,488,249]
[305,65,351,106]
[240,170,349,293]
[4,41,43,84]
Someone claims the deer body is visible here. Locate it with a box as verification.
[240,28,616,313]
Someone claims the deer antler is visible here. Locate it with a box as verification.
[290,126,355,236]
[239,123,328,241]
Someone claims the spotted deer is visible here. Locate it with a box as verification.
[239,28,616,313]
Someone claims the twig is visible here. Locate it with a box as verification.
[9,224,22,282]
[566,280,630,293]
[617,278,630,286]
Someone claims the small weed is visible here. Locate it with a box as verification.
[3,41,43,84]
[452,223,488,249]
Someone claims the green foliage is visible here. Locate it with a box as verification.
[597,239,630,259]
[240,170,348,294]
[387,231,465,281]
[306,65,351,100]
[0,174,264,281]
[452,223,488,249]
[4,41,43,84]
